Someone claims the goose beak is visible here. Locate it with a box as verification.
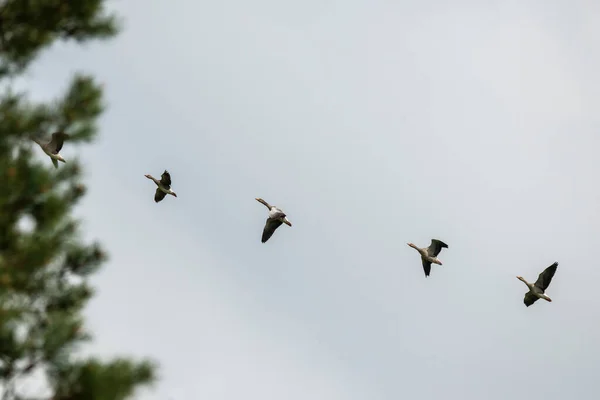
[284,220,292,227]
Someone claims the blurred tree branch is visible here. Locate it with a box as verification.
[0,1,157,400]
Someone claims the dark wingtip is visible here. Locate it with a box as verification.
[434,239,448,248]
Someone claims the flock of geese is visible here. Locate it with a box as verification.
[30,131,560,308]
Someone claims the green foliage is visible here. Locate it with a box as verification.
[0,0,120,77]
[0,1,157,399]
[51,359,156,400]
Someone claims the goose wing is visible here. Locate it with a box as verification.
[47,131,69,154]
[160,170,172,189]
[422,259,432,277]
[524,292,539,307]
[262,218,283,243]
[427,239,448,257]
[534,262,558,292]
[154,188,167,203]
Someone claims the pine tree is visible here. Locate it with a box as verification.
[0,1,157,399]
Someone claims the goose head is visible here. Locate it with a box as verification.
[283,216,292,227]
[170,191,178,198]
[516,276,532,287]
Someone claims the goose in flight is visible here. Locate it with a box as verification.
[517,262,558,307]
[407,239,448,277]
[145,170,177,203]
[255,198,292,243]
[31,131,70,168]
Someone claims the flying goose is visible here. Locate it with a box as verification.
[517,262,558,307]
[145,170,177,202]
[407,239,449,277]
[31,131,70,168]
[255,198,292,243]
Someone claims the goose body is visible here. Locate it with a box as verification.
[407,239,448,277]
[145,170,177,202]
[255,198,292,243]
[517,262,558,307]
[31,131,70,168]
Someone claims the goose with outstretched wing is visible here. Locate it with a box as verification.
[145,170,178,203]
[407,239,449,277]
[517,262,558,307]
[31,131,70,168]
[255,198,292,243]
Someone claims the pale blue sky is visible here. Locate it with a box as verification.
[17,0,600,399]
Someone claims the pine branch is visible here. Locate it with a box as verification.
[0,1,158,398]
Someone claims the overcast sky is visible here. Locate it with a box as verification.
[18,0,600,399]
